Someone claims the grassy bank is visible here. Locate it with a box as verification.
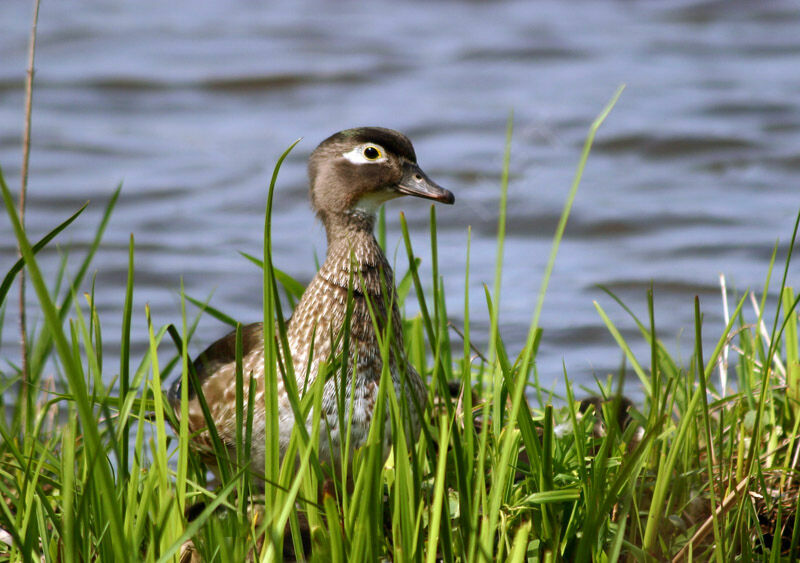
[2,90,800,561]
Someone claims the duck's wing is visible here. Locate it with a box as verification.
[167,322,265,460]
[167,322,264,404]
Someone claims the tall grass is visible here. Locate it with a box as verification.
[2,88,800,561]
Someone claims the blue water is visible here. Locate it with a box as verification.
[1,0,799,401]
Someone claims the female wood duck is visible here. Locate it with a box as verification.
[168,127,454,478]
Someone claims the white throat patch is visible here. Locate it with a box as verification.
[353,189,399,214]
[342,143,388,165]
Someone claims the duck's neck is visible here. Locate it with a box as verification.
[285,208,399,379]
[319,210,391,292]
[322,209,375,246]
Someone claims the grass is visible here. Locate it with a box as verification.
[2,83,800,561]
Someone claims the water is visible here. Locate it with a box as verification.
[1,0,799,400]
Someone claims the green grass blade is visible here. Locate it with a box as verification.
[185,294,239,327]
[0,199,88,308]
[425,414,451,563]
[29,183,122,378]
[238,250,306,299]
[118,234,134,483]
[487,111,513,368]
[523,85,625,405]
[262,138,302,498]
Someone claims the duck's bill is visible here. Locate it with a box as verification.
[396,162,455,204]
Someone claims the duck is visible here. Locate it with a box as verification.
[168,127,454,480]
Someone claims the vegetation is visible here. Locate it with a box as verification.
[2,81,800,561]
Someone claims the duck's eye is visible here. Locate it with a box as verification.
[342,143,385,164]
[363,146,381,160]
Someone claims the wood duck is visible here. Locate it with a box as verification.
[168,127,454,479]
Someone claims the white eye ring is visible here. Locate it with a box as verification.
[343,143,387,164]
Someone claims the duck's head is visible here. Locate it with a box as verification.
[308,127,454,226]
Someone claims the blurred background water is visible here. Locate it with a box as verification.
[1,0,799,401]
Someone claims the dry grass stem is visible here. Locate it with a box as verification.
[17,0,42,406]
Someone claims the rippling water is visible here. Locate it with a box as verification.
[1,0,799,399]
